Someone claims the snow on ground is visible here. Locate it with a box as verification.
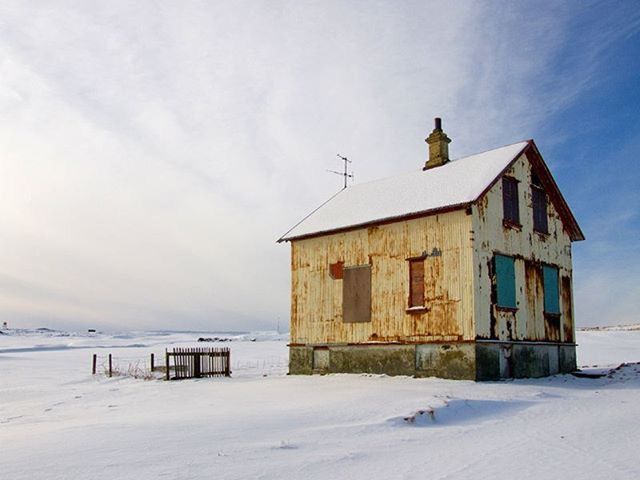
[1,329,640,480]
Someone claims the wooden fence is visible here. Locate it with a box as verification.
[165,347,231,380]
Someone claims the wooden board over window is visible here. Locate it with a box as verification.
[409,259,425,307]
[494,254,517,309]
[343,265,371,323]
[543,265,560,314]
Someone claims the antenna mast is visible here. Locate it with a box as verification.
[327,154,354,189]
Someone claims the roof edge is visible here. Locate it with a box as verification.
[276,189,345,243]
[525,140,585,242]
[279,202,471,243]
[472,140,531,205]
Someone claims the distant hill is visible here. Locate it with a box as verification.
[579,324,640,332]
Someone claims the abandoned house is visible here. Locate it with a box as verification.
[278,119,584,380]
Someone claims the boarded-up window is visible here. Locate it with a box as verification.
[494,254,516,309]
[543,265,560,314]
[502,176,520,225]
[532,186,548,234]
[343,265,371,323]
[408,259,425,307]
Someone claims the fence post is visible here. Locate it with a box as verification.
[194,353,201,378]
[150,353,155,372]
[92,354,97,375]
[225,349,231,377]
[165,350,170,381]
[108,353,112,378]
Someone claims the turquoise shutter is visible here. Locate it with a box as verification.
[495,255,516,308]
[543,265,560,314]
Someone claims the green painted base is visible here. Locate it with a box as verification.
[289,342,576,381]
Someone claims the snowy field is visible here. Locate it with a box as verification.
[1,329,639,480]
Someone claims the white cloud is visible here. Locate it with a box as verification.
[0,1,636,330]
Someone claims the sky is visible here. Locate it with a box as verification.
[0,1,638,332]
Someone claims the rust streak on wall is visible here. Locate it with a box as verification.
[545,314,561,342]
[561,275,574,342]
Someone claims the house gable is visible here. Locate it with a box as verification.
[471,149,576,343]
[472,140,584,242]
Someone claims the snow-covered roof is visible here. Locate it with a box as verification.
[278,141,530,242]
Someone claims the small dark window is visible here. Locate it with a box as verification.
[502,177,520,225]
[343,265,371,323]
[531,172,543,188]
[532,186,548,234]
[543,265,560,315]
[408,259,425,308]
[494,254,517,309]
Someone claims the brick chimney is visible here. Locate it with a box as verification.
[423,117,451,170]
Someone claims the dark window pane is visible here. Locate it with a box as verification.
[495,254,516,308]
[502,177,519,224]
[531,172,543,188]
[532,187,548,233]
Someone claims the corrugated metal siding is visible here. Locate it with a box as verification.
[472,153,574,342]
[290,210,475,344]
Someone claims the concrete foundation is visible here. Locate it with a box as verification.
[289,341,576,380]
[415,343,476,380]
[475,341,577,380]
[289,346,313,375]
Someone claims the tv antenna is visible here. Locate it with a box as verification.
[327,154,354,189]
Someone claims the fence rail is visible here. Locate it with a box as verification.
[166,347,231,380]
[91,348,231,380]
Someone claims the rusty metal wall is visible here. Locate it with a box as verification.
[290,209,475,345]
[471,152,575,343]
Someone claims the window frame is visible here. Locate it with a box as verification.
[502,176,521,228]
[532,184,549,234]
[407,257,426,310]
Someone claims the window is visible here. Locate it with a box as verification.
[532,186,548,234]
[532,172,548,234]
[408,259,425,308]
[343,265,371,323]
[543,265,560,315]
[494,254,516,309]
[502,177,520,225]
[531,185,549,233]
